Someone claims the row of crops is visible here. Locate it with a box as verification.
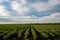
[0,24,60,40]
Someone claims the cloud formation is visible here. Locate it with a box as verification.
[31,0,60,12]
[0,0,60,23]
[0,6,9,16]
[11,1,30,15]
[38,13,60,23]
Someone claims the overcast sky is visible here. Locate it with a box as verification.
[0,0,60,23]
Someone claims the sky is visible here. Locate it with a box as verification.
[0,0,60,23]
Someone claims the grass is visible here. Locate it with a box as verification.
[0,24,60,40]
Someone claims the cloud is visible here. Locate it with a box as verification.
[6,15,37,22]
[31,0,60,12]
[0,0,5,2]
[6,12,60,23]
[0,0,10,2]
[0,0,60,23]
[11,0,30,16]
[0,6,9,16]
[38,13,60,23]
[20,0,27,4]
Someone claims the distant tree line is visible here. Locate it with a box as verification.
[24,23,60,25]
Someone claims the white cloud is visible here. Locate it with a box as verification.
[8,15,37,22]
[0,0,60,23]
[31,0,60,12]
[0,0,5,2]
[11,0,30,15]
[38,13,60,23]
[0,6,9,16]
[20,0,27,4]
[0,13,60,23]
[0,0,10,2]
[48,0,60,6]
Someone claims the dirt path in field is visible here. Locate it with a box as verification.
[32,27,45,40]
[44,32,60,40]
[6,32,18,40]
[32,26,60,40]
[26,26,34,40]
[18,27,28,40]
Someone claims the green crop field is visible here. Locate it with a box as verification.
[0,24,60,40]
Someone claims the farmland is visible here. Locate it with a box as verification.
[0,24,60,40]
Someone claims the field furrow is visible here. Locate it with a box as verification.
[0,24,60,40]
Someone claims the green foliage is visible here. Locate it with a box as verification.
[0,24,60,40]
